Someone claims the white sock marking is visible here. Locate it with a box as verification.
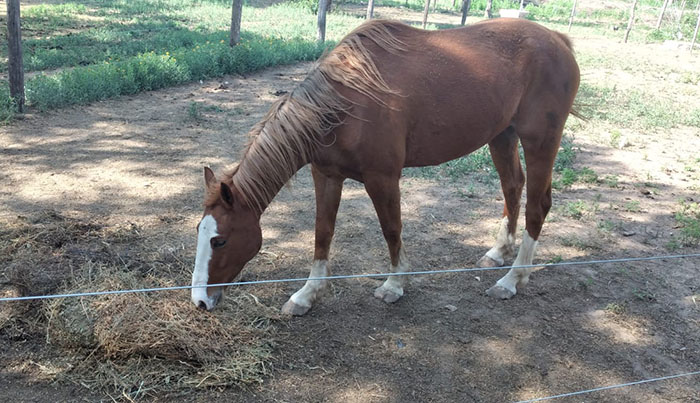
[192,214,218,309]
[495,231,538,294]
[379,246,409,296]
[485,216,515,264]
[289,260,329,308]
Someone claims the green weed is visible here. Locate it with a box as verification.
[554,135,576,172]
[560,200,588,219]
[597,220,618,233]
[552,166,597,189]
[188,101,203,121]
[673,201,700,247]
[577,276,594,290]
[632,288,656,302]
[0,85,16,124]
[603,175,619,188]
[547,255,564,264]
[605,302,626,315]
[623,201,642,213]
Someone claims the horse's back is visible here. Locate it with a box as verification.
[320,19,579,173]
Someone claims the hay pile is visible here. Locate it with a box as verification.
[45,267,280,395]
[1,211,281,398]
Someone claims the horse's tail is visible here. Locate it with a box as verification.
[552,31,587,121]
[569,106,587,121]
[554,31,574,52]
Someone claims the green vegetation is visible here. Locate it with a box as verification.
[559,200,589,220]
[575,83,700,130]
[404,145,499,182]
[0,85,15,123]
[673,201,700,247]
[553,167,598,189]
[528,0,700,44]
[605,302,627,315]
[338,0,516,14]
[554,135,577,172]
[406,132,578,183]
[623,200,642,213]
[0,0,365,117]
[632,288,656,302]
[25,37,327,110]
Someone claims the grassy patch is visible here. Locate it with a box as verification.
[528,0,700,44]
[1,1,364,115]
[406,133,579,184]
[1,1,361,73]
[554,135,577,172]
[576,82,700,130]
[553,166,597,190]
[25,36,326,110]
[0,85,16,124]
[404,145,498,182]
[673,201,700,247]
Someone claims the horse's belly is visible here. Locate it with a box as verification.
[403,117,509,168]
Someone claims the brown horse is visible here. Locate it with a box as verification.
[191,18,580,314]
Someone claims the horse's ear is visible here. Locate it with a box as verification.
[204,167,216,188]
[220,182,235,208]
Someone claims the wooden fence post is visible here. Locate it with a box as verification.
[691,1,700,54]
[367,0,375,20]
[6,0,25,112]
[656,0,671,30]
[484,0,493,18]
[229,0,243,46]
[422,0,430,29]
[317,0,330,42]
[624,0,639,43]
[568,0,578,33]
[461,0,471,26]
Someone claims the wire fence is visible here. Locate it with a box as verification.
[514,370,700,402]
[2,250,698,401]
[2,252,700,302]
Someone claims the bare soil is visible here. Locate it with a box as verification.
[2,11,700,403]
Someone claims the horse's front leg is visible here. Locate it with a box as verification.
[282,166,343,316]
[364,174,408,303]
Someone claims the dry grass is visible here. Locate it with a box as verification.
[1,211,281,398]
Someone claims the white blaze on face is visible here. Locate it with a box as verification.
[192,214,218,309]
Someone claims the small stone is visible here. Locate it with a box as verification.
[445,304,458,312]
[622,230,636,237]
[396,339,406,348]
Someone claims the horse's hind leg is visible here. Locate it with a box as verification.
[477,126,525,268]
[487,121,563,299]
[282,165,344,316]
[364,174,408,303]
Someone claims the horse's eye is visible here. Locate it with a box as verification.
[211,237,227,249]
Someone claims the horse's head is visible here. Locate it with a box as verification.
[191,167,262,310]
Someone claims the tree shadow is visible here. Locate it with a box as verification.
[1,56,699,402]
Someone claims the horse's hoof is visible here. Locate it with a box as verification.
[477,255,504,268]
[281,300,311,316]
[486,284,516,299]
[374,286,402,303]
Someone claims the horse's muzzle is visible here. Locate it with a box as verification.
[191,288,222,311]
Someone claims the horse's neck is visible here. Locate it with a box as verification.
[231,127,311,214]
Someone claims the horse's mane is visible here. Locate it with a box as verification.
[213,20,407,212]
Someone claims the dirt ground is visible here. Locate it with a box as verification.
[2,7,700,403]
